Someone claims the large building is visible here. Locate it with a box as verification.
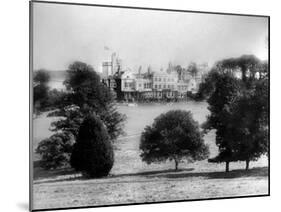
[151,71,178,99]
[119,67,204,101]
[101,54,209,101]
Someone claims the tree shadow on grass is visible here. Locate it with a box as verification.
[109,168,194,179]
[34,168,194,184]
[153,167,268,180]
[33,168,194,184]
[33,162,268,185]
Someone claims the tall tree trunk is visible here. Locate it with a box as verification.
[226,161,230,172]
[175,159,179,171]
[245,160,250,171]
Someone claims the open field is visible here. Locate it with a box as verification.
[32,101,269,210]
[33,166,268,210]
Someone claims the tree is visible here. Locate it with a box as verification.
[217,55,266,85]
[204,72,241,172]
[50,61,126,140]
[63,62,111,110]
[140,110,209,171]
[36,132,74,170]
[196,55,268,100]
[33,69,69,112]
[33,69,50,113]
[34,69,50,84]
[38,62,125,171]
[204,55,269,172]
[50,108,84,138]
[70,114,114,178]
[46,89,68,110]
[228,78,269,170]
[196,69,220,100]
[187,62,198,78]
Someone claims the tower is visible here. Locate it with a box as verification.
[111,52,122,75]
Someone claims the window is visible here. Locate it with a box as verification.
[159,84,161,89]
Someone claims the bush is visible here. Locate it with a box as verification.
[70,114,114,178]
[140,110,209,170]
[36,132,74,170]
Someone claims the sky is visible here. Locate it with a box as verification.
[32,2,268,73]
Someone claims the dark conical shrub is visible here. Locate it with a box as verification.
[70,114,114,178]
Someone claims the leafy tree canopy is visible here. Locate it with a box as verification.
[203,55,269,171]
[34,69,50,85]
[36,132,74,170]
[227,78,269,168]
[50,61,126,140]
[140,110,209,170]
[197,55,268,100]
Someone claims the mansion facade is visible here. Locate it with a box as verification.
[101,53,208,101]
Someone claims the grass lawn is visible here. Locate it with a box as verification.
[32,101,269,210]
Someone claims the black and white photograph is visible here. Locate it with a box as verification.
[30,1,269,211]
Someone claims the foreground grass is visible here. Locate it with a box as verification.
[32,103,268,210]
[33,166,268,210]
